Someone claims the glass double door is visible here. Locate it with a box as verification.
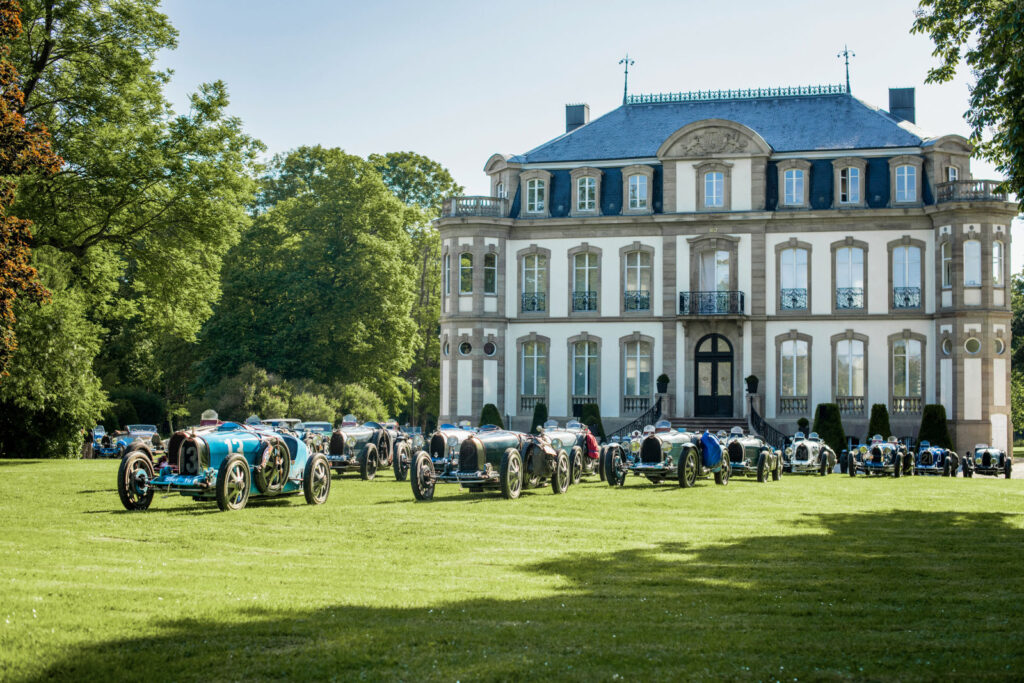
[695,334,733,417]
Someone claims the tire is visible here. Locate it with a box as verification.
[756,452,768,483]
[393,442,411,481]
[117,451,155,511]
[818,455,829,476]
[569,447,584,486]
[598,446,607,482]
[839,452,848,475]
[411,450,435,501]
[359,443,378,481]
[964,462,973,478]
[499,448,523,500]
[551,451,570,494]
[893,456,902,478]
[216,454,251,511]
[942,458,950,477]
[376,435,392,468]
[904,453,915,477]
[254,440,290,494]
[772,454,782,481]
[848,457,857,477]
[1005,459,1013,479]
[678,448,698,488]
[948,453,959,477]
[714,459,731,486]
[303,454,331,505]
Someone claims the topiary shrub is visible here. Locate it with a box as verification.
[918,404,953,449]
[529,402,548,435]
[580,402,606,441]
[812,403,846,454]
[867,403,892,440]
[479,403,504,429]
[797,416,810,434]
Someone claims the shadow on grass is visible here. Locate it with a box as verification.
[29,511,1024,681]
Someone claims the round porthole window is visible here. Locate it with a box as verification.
[483,341,497,356]
[459,342,472,356]
[994,338,1005,355]
[443,342,449,357]
[964,337,981,355]
[941,338,952,355]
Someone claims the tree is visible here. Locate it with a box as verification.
[479,403,504,429]
[0,0,60,377]
[867,404,893,440]
[797,417,809,434]
[1010,272,1024,368]
[1012,371,1024,443]
[912,0,1024,206]
[368,151,463,215]
[812,403,846,454]
[529,402,548,435]
[580,403,606,442]
[918,404,954,449]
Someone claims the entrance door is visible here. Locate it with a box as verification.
[695,334,733,417]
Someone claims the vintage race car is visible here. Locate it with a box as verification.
[540,419,599,485]
[116,422,331,512]
[295,421,332,455]
[849,435,912,477]
[421,423,477,474]
[261,418,301,432]
[964,444,1012,479]
[380,420,417,482]
[96,424,163,459]
[604,422,731,488]
[326,415,394,480]
[725,427,783,482]
[409,426,571,500]
[783,432,836,475]
[914,441,960,476]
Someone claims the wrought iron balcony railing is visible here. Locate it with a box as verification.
[835,396,865,413]
[778,396,808,414]
[623,290,650,311]
[678,290,745,315]
[935,180,1008,203]
[520,395,544,412]
[835,287,864,310]
[780,288,808,310]
[572,290,598,312]
[623,395,651,413]
[892,396,922,414]
[521,292,546,312]
[893,286,921,309]
[441,196,509,218]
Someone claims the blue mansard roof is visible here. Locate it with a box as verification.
[509,91,930,164]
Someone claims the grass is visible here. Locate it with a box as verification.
[1,460,1023,681]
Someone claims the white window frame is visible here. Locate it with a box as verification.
[521,341,547,396]
[780,248,808,290]
[893,339,922,397]
[993,240,1004,286]
[783,169,804,206]
[624,250,652,293]
[780,339,808,397]
[483,252,497,295]
[840,167,860,204]
[623,340,651,396]
[459,253,473,295]
[443,252,450,296]
[628,174,648,210]
[941,241,952,289]
[836,246,864,291]
[572,341,598,396]
[496,181,506,199]
[573,252,597,293]
[523,254,546,295]
[704,172,724,208]
[947,166,958,182]
[577,176,596,212]
[836,339,865,397]
[964,239,982,287]
[526,178,545,213]
[895,165,916,203]
[892,245,921,290]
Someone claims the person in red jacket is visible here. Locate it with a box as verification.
[584,425,600,460]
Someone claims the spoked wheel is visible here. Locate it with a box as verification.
[500,448,523,500]
[772,454,783,481]
[393,442,411,481]
[848,458,858,477]
[411,451,436,501]
[303,454,331,505]
[551,451,570,494]
[604,447,626,487]
[756,452,769,483]
[216,454,251,511]
[714,459,731,486]
[678,449,698,488]
[569,447,584,486]
[359,443,378,481]
[255,440,290,494]
[117,451,155,511]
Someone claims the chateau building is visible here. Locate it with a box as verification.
[436,84,1017,455]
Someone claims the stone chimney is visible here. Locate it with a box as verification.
[888,88,915,124]
[565,103,590,133]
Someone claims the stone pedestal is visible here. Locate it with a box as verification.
[747,393,761,418]
[656,392,674,419]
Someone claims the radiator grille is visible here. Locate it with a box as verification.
[458,439,479,472]
[728,442,744,463]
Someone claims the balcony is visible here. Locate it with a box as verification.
[441,196,508,218]
[571,395,599,417]
[521,395,544,412]
[623,396,651,413]
[835,287,864,310]
[678,290,745,316]
[572,291,598,312]
[893,287,921,309]
[780,288,808,311]
[935,180,1008,203]
[835,396,865,414]
[778,396,808,414]
[623,290,650,311]
[521,292,546,313]
[892,396,922,414]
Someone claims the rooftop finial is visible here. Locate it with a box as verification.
[619,53,635,105]
[837,45,855,93]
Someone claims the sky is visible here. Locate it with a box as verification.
[157,0,1022,266]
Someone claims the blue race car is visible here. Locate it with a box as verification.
[914,441,960,476]
[964,444,1012,479]
[96,424,162,459]
[116,422,331,512]
[849,435,912,477]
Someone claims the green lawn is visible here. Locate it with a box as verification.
[1,459,1023,681]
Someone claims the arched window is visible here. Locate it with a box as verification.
[459,253,473,294]
[483,253,497,295]
[628,174,647,209]
[779,247,808,310]
[577,176,596,212]
[940,241,952,288]
[964,240,982,286]
[521,341,548,397]
[836,339,865,397]
[623,250,652,311]
[835,246,864,309]
[495,181,506,199]
[572,341,599,397]
[783,169,804,205]
[522,254,547,312]
[895,165,916,202]
[893,339,922,397]
[526,179,545,213]
[892,245,921,308]
[704,172,724,208]
[573,252,598,311]
[993,240,1004,286]
[780,339,809,397]
[623,340,651,397]
[946,166,958,182]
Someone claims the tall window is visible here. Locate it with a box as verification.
[705,172,724,208]
[780,339,809,396]
[892,245,921,309]
[941,241,952,288]
[783,169,804,205]
[521,342,547,397]
[836,339,864,397]
[624,340,651,396]
[628,175,647,209]
[496,182,506,199]
[993,240,1004,286]
[700,250,730,292]
[443,253,450,295]
[893,339,922,397]
[835,246,864,309]
[840,167,860,204]
[577,176,596,212]
[572,341,598,396]
[947,166,958,182]
[780,247,808,310]
[964,240,981,286]
[459,253,473,294]
[624,250,652,311]
[526,179,545,213]
[895,165,916,202]
[483,253,497,295]
[522,254,547,311]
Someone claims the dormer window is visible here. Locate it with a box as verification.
[621,165,654,215]
[526,179,545,213]
[628,175,648,209]
[888,156,923,204]
[570,167,602,217]
[783,169,804,206]
[520,169,552,218]
[831,158,866,208]
[705,172,723,208]
[895,166,915,202]
[947,166,958,182]
[577,176,596,211]
[496,181,506,199]
[840,168,860,203]
[777,159,810,208]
